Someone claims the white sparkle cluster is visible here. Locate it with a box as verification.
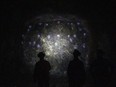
[22,15,89,76]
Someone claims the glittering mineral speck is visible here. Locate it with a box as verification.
[37,34,40,38]
[37,44,40,48]
[77,22,80,25]
[29,25,32,28]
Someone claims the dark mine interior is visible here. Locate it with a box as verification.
[1,0,116,87]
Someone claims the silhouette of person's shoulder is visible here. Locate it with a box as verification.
[36,60,51,69]
[33,52,51,87]
[67,49,86,87]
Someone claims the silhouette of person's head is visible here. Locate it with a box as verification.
[96,49,104,58]
[37,52,45,60]
[73,49,81,58]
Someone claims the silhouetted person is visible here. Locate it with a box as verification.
[67,49,86,87]
[90,49,112,87]
[33,52,51,87]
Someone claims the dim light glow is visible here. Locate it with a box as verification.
[22,15,89,76]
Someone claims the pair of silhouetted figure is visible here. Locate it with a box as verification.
[33,50,86,87]
[34,49,113,87]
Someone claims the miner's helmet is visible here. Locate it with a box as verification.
[37,52,45,59]
[73,49,81,56]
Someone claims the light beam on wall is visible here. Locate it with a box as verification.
[21,15,89,76]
